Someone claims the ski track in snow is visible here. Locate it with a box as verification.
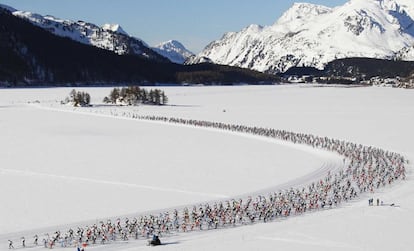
[29,103,343,159]
[0,103,345,247]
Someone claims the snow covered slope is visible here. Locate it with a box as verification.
[190,0,414,73]
[3,6,166,61]
[153,40,194,64]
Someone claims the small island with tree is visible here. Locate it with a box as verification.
[103,86,168,106]
[62,89,91,107]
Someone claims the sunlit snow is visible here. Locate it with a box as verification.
[0,85,413,251]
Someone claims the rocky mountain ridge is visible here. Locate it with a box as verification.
[2,4,194,64]
[189,0,414,73]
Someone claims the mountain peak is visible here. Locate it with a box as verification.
[157,40,186,50]
[244,24,263,33]
[273,2,332,32]
[276,2,332,25]
[102,23,128,36]
[153,40,194,64]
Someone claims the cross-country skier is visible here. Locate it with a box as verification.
[33,235,38,245]
[8,240,14,249]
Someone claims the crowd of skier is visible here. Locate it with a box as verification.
[8,115,407,249]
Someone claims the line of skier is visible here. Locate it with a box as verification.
[9,115,407,249]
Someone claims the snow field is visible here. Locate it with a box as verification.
[0,88,336,236]
[0,85,413,251]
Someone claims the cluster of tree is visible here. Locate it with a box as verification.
[175,63,277,84]
[324,58,414,79]
[103,86,168,106]
[62,89,91,107]
[281,58,414,84]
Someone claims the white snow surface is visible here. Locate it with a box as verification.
[153,40,195,64]
[0,85,413,251]
[191,0,414,73]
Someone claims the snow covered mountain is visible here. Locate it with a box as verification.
[190,0,414,73]
[152,40,194,64]
[4,5,166,61]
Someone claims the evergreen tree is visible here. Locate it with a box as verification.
[148,90,155,104]
[69,89,77,101]
[140,89,148,104]
[64,90,91,107]
[119,87,127,103]
[153,89,161,105]
[161,91,168,105]
[108,88,120,103]
[84,92,91,105]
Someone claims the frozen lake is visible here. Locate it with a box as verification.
[0,85,413,251]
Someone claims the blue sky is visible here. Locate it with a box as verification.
[1,0,347,53]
